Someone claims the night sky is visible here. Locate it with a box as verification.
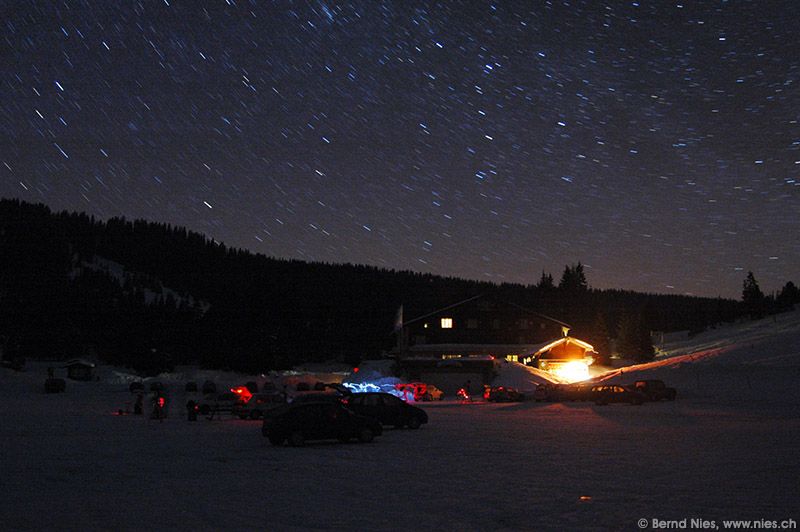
[2,1,799,299]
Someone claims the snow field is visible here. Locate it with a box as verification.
[2,311,799,530]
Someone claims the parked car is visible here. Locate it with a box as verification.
[559,383,594,402]
[290,383,350,404]
[1,356,25,371]
[484,386,525,402]
[261,402,382,446]
[234,392,286,419]
[290,392,346,405]
[591,384,647,406]
[325,383,353,396]
[394,382,442,402]
[422,384,444,401]
[345,392,428,429]
[201,380,217,394]
[633,380,677,401]
[533,383,559,402]
[197,391,246,416]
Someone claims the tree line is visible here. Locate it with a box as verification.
[1,199,796,374]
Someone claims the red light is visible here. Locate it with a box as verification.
[158,397,165,408]
[353,367,359,373]
[231,387,253,402]
[394,382,428,401]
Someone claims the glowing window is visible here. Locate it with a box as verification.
[440,317,453,329]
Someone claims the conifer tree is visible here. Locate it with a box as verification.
[558,262,588,292]
[616,312,654,363]
[537,270,554,290]
[587,312,612,366]
[742,271,765,319]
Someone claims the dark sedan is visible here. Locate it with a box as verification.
[484,386,525,402]
[261,401,382,446]
[345,392,428,429]
[591,384,647,405]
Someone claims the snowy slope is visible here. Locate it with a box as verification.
[593,309,800,405]
[491,359,565,391]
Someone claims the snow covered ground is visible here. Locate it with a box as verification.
[2,312,799,531]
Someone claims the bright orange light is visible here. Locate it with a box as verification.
[551,361,590,383]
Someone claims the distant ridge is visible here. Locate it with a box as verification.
[0,198,750,374]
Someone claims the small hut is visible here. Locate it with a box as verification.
[64,359,96,381]
[523,335,596,381]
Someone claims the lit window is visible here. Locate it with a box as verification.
[441,317,453,329]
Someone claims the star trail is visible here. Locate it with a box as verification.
[2,0,798,298]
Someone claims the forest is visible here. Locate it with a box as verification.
[1,198,796,375]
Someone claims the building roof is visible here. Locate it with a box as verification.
[63,358,96,368]
[402,294,570,329]
[407,343,549,356]
[533,336,595,360]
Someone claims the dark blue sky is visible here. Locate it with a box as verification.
[2,1,798,298]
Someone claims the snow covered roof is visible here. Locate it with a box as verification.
[63,358,96,368]
[533,336,595,359]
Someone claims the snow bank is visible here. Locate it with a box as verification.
[490,360,564,391]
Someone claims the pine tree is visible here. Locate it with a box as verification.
[536,270,554,290]
[558,262,588,292]
[636,318,655,363]
[776,281,799,312]
[587,312,611,366]
[742,271,765,319]
[616,312,654,363]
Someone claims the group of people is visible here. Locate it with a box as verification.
[127,391,167,420]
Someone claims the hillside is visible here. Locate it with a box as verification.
[0,198,753,373]
[592,309,800,405]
